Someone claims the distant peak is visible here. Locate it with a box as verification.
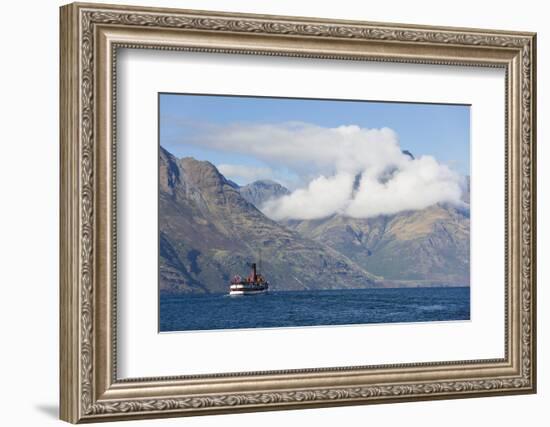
[239,179,290,208]
[402,150,415,160]
[250,179,283,187]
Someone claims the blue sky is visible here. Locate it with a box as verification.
[159,93,470,185]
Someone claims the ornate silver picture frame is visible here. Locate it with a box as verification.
[60,2,536,423]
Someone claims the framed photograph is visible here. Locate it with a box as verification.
[60,2,537,423]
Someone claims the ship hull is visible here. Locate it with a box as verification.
[229,283,269,296]
[229,288,268,296]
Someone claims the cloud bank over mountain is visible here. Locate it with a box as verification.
[182,121,465,220]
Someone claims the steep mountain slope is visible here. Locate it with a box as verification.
[159,147,379,294]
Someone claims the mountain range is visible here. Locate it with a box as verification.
[159,146,470,294]
[159,147,379,294]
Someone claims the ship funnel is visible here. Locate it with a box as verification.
[251,263,257,281]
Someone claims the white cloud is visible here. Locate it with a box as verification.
[182,122,466,220]
[262,173,354,220]
[346,156,464,218]
[187,122,402,178]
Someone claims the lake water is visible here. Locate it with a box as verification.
[159,287,470,332]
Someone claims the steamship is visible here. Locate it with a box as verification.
[229,262,269,296]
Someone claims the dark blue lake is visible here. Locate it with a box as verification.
[159,287,470,332]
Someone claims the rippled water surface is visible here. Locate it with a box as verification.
[159,287,470,332]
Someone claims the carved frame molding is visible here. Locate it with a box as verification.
[60,2,536,423]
